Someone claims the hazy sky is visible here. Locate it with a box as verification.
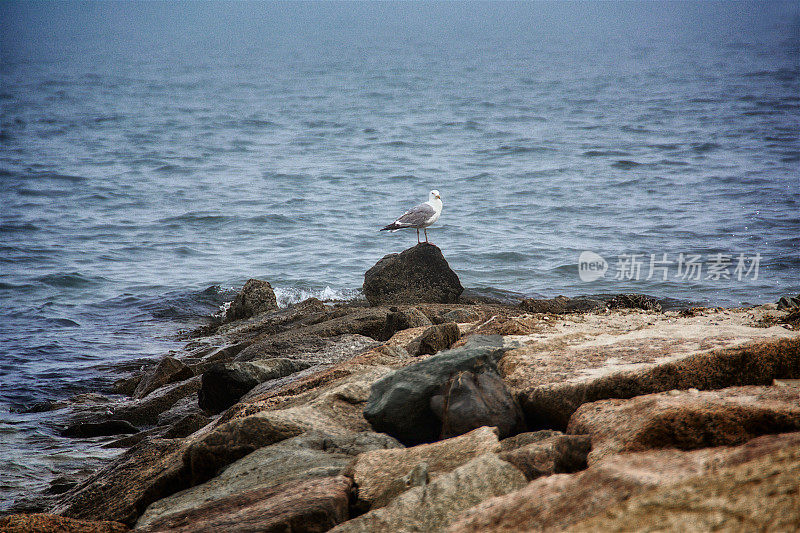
[3,1,798,64]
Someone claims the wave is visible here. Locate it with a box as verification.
[272,286,363,307]
[36,272,102,288]
[582,150,630,157]
[611,160,642,169]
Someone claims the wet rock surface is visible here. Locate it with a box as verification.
[223,278,278,322]
[30,268,800,533]
[363,335,508,445]
[363,243,464,305]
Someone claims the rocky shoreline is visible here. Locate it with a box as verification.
[2,243,799,532]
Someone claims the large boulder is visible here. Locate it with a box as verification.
[363,336,508,445]
[350,426,500,511]
[363,244,463,306]
[137,431,400,530]
[447,432,800,532]
[499,307,800,430]
[334,454,527,533]
[198,358,311,413]
[430,369,525,440]
[567,385,800,463]
[497,431,592,481]
[224,279,278,323]
[137,476,352,533]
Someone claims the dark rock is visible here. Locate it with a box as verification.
[498,433,591,480]
[112,374,142,397]
[136,476,352,533]
[363,243,463,306]
[0,514,128,533]
[112,377,202,426]
[363,335,508,445]
[198,358,311,413]
[62,419,139,438]
[133,356,193,399]
[224,279,278,323]
[163,412,211,439]
[380,306,432,341]
[46,476,80,495]
[439,308,481,324]
[606,293,662,311]
[430,369,525,440]
[407,322,461,356]
[777,294,800,310]
[520,295,604,314]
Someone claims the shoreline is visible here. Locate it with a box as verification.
[3,253,799,529]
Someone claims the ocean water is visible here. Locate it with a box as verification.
[1,2,799,510]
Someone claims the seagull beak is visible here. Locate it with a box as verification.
[436,194,441,199]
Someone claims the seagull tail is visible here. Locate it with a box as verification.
[380,222,403,232]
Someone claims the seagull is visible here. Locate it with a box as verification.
[381,190,442,243]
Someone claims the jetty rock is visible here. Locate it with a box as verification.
[363,243,463,306]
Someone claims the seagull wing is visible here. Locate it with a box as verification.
[381,202,435,231]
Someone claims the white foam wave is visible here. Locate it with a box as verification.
[273,286,363,307]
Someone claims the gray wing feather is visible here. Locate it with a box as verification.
[394,203,434,227]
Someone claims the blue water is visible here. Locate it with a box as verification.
[1,1,799,510]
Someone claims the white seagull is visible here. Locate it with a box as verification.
[381,190,442,243]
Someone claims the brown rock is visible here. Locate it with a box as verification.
[133,356,193,399]
[501,308,800,430]
[350,426,501,511]
[571,441,800,532]
[519,295,604,314]
[567,385,800,463]
[446,432,800,532]
[407,322,460,355]
[0,514,128,533]
[137,476,352,533]
[334,454,526,533]
[53,439,189,527]
[224,279,278,323]
[498,433,591,480]
[162,412,211,439]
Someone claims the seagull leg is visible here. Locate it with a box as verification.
[424,228,428,243]
[416,229,420,243]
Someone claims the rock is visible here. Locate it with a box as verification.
[223,279,278,323]
[498,433,591,480]
[53,439,189,526]
[0,514,128,533]
[438,308,481,324]
[62,419,139,438]
[334,454,526,533]
[381,306,432,341]
[113,374,142,396]
[364,335,508,445]
[186,368,384,484]
[519,295,604,314]
[234,309,390,361]
[363,243,463,306]
[407,322,460,355]
[198,358,311,413]
[777,293,800,310]
[606,293,662,311]
[137,476,352,533]
[567,385,800,463]
[216,297,326,338]
[500,308,800,430]
[350,426,500,511]
[430,369,525,440]
[133,356,193,399]
[111,377,202,426]
[163,412,211,439]
[570,437,800,532]
[446,432,800,532]
[155,395,203,428]
[137,431,400,530]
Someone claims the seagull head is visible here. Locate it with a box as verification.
[429,190,441,202]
